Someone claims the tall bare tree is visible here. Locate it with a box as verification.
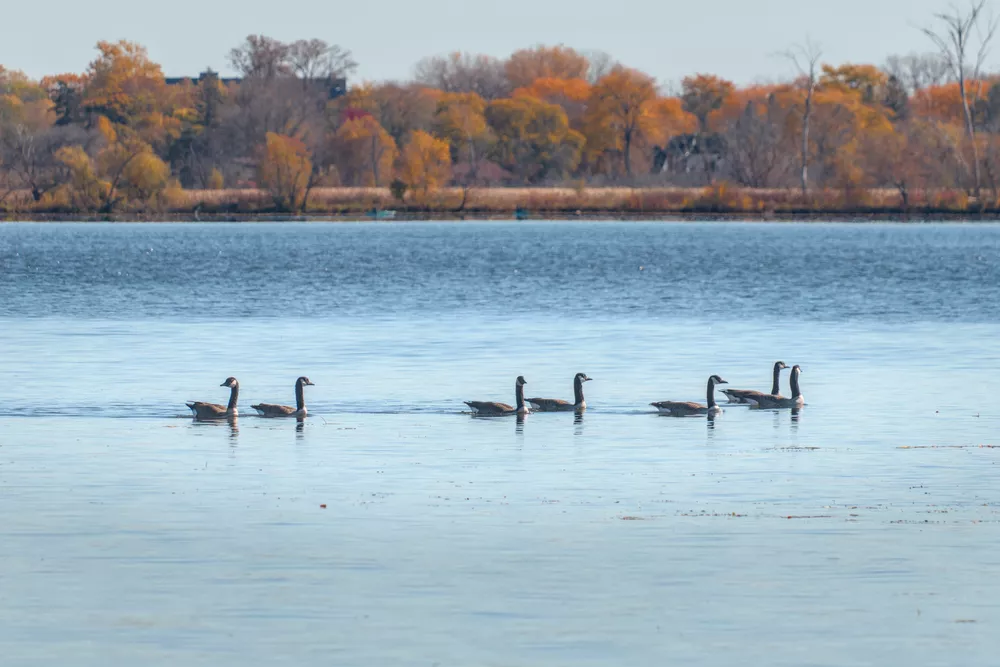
[883,53,951,94]
[922,0,998,200]
[783,39,822,195]
[287,39,357,87]
[413,53,510,100]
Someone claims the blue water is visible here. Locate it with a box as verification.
[0,221,998,666]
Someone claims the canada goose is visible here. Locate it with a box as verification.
[187,377,239,420]
[465,376,529,416]
[651,375,728,417]
[527,373,592,411]
[251,376,315,417]
[721,361,788,405]
[752,365,804,409]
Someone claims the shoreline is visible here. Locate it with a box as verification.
[5,210,1000,223]
[5,185,1000,223]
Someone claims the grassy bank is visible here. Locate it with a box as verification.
[4,185,1000,221]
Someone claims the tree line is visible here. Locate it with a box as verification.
[1,2,999,213]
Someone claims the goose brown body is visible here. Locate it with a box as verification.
[527,373,592,412]
[651,375,728,417]
[465,376,528,416]
[252,376,315,417]
[722,361,788,405]
[751,365,805,409]
[187,377,239,420]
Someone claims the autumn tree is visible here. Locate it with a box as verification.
[396,130,451,196]
[339,82,438,145]
[819,64,887,103]
[513,77,591,128]
[485,96,584,183]
[54,145,105,209]
[257,132,312,210]
[83,41,169,126]
[681,74,735,133]
[95,124,170,211]
[432,93,494,183]
[331,116,398,187]
[504,46,590,89]
[584,67,658,177]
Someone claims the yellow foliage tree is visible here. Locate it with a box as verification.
[485,97,584,183]
[84,40,168,125]
[121,151,170,203]
[96,132,168,211]
[331,115,398,187]
[396,130,452,196]
[257,132,312,211]
[55,146,106,209]
[432,93,493,172]
[207,168,225,190]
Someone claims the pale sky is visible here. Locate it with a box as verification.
[0,0,981,86]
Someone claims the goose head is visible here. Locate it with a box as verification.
[297,376,316,387]
[516,376,527,386]
[774,361,789,371]
[791,365,802,375]
[575,373,593,382]
[709,375,728,385]
[221,377,239,388]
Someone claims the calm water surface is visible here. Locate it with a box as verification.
[1,221,999,666]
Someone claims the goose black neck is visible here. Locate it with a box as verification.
[790,370,801,399]
[295,381,306,411]
[515,382,525,410]
[706,378,717,409]
[227,384,240,411]
[573,377,585,405]
[771,364,783,395]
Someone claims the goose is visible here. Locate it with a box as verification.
[187,377,239,420]
[465,376,529,416]
[721,361,788,405]
[527,373,592,411]
[752,365,804,409]
[651,375,728,417]
[251,376,315,417]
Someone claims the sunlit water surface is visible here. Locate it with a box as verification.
[1,221,999,666]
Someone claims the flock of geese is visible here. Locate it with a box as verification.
[185,362,804,420]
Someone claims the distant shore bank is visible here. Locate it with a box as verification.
[4,186,1000,222]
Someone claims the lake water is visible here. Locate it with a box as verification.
[1,221,998,666]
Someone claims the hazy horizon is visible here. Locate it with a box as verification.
[1,0,980,86]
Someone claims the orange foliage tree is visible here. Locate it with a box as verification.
[504,46,590,89]
[681,74,735,133]
[583,67,659,176]
[83,41,168,125]
[513,77,591,129]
